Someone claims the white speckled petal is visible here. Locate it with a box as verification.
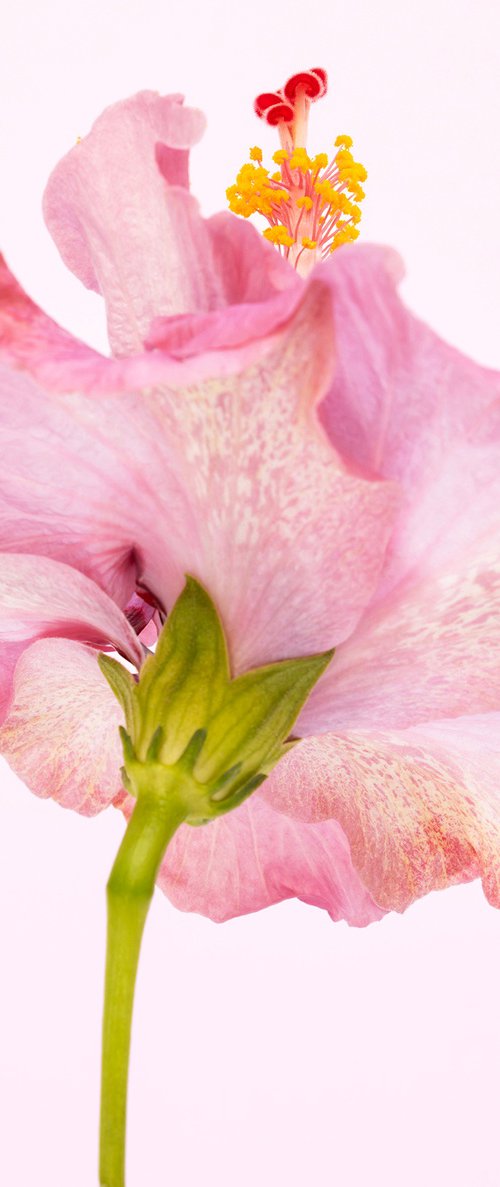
[0,638,124,815]
[301,534,500,733]
[0,257,398,670]
[132,280,399,671]
[264,716,500,912]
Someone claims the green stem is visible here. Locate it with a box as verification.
[99,789,186,1187]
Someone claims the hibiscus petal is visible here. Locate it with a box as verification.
[0,553,142,664]
[145,213,300,357]
[319,243,500,598]
[134,280,400,669]
[0,252,108,376]
[264,717,500,913]
[305,556,500,730]
[207,211,297,306]
[0,268,153,605]
[119,793,382,925]
[42,91,299,356]
[42,91,227,354]
[302,521,500,734]
[0,258,399,670]
[0,642,25,726]
[0,638,124,815]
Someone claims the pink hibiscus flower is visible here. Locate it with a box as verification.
[1,80,500,930]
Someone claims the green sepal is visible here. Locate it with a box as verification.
[195,649,333,789]
[134,576,229,763]
[98,653,140,739]
[100,577,333,825]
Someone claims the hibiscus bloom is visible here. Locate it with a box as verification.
[1,78,500,932]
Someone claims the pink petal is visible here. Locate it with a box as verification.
[120,793,382,925]
[0,638,124,815]
[42,91,297,356]
[0,259,399,669]
[301,500,500,735]
[0,642,25,726]
[0,553,142,665]
[42,92,217,354]
[318,243,500,600]
[41,94,293,358]
[0,268,157,606]
[207,210,296,306]
[289,244,500,733]
[264,717,500,913]
[145,214,299,357]
[0,252,108,376]
[137,280,400,668]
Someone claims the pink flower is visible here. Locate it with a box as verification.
[1,88,500,925]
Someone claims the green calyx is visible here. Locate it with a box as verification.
[99,577,333,825]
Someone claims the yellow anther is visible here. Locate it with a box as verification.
[273,149,289,163]
[249,146,263,162]
[301,237,317,250]
[273,190,291,203]
[297,196,313,210]
[335,149,354,166]
[312,153,328,170]
[335,135,353,148]
[271,171,282,182]
[315,180,338,209]
[263,225,295,247]
[330,223,360,251]
[290,147,313,171]
[339,162,368,184]
[350,184,366,202]
[238,163,268,183]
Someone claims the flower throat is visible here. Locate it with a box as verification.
[227,68,367,277]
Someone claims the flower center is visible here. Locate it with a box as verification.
[226,68,367,277]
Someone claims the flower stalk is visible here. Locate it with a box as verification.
[98,577,333,1184]
[100,785,186,1187]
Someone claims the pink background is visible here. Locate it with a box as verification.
[1,2,500,1184]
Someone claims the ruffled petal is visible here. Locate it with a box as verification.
[318,243,500,599]
[42,91,220,354]
[207,210,296,306]
[120,794,382,925]
[0,251,108,375]
[0,638,124,815]
[0,260,156,605]
[0,553,142,664]
[136,279,400,669]
[301,532,500,733]
[145,213,299,357]
[42,90,299,355]
[0,258,399,670]
[264,717,500,912]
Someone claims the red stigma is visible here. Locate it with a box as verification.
[254,69,328,127]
